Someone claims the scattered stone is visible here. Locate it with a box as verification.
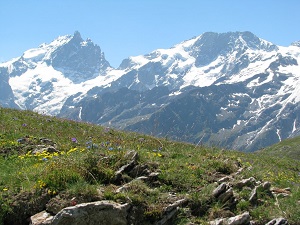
[115,180,135,193]
[262,181,271,191]
[271,187,291,197]
[32,145,60,155]
[30,211,53,225]
[113,150,139,183]
[227,212,251,225]
[50,201,130,225]
[135,176,149,181]
[148,172,160,180]
[218,176,232,183]
[218,188,234,204]
[233,167,244,176]
[128,164,150,177]
[155,199,188,225]
[124,150,139,161]
[209,211,250,225]
[249,186,258,205]
[213,183,228,198]
[39,138,56,145]
[164,199,188,213]
[276,193,290,198]
[235,177,256,189]
[265,217,288,225]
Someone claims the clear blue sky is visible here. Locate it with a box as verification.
[1,0,300,67]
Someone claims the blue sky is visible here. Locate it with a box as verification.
[1,0,300,67]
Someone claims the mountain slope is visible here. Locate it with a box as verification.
[256,135,300,160]
[1,31,300,151]
[1,107,300,224]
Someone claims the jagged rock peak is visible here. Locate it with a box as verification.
[73,30,82,39]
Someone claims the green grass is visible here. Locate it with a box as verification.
[256,135,300,160]
[0,107,300,224]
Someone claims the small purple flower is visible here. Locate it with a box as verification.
[22,123,27,127]
[108,147,114,151]
[71,137,78,143]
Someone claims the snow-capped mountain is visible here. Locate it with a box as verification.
[2,31,118,114]
[1,31,299,151]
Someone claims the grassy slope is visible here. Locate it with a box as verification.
[256,135,300,160]
[0,107,300,224]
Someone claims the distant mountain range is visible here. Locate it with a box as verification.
[1,31,300,151]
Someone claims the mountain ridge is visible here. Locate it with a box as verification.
[0,31,299,151]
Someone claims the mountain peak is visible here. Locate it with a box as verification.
[71,31,84,43]
[74,30,81,38]
[190,31,277,67]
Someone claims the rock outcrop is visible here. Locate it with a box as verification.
[209,211,251,225]
[31,201,130,225]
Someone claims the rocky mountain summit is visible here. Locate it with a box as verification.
[0,31,300,151]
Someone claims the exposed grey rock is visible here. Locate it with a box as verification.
[276,193,290,198]
[235,177,256,189]
[233,168,244,176]
[30,211,53,225]
[227,211,250,225]
[210,211,250,225]
[128,164,150,177]
[51,201,130,225]
[218,188,234,203]
[249,186,258,205]
[213,183,228,198]
[148,172,160,180]
[114,150,139,183]
[265,217,288,225]
[218,176,232,183]
[155,199,188,225]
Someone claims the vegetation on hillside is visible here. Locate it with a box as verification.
[0,107,300,224]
